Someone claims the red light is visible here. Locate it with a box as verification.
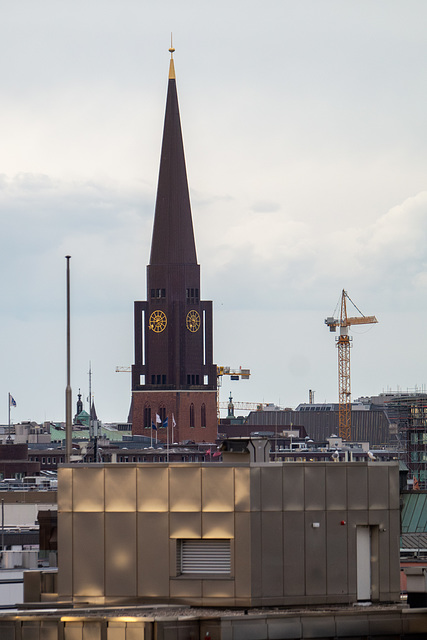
[340,520,346,526]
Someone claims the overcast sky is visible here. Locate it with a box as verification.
[1,0,427,424]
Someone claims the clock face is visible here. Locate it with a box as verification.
[186,309,201,333]
[149,310,167,333]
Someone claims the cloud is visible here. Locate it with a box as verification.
[197,190,427,313]
[251,201,281,214]
[0,173,153,316]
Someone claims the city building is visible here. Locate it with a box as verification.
[0,444,40,479]
[385,393,427,488]
[242,402,392,446]
[131,49,217,443]
[57,450,400,607]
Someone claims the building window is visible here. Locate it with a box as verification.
[144,404,151,429]
[151,288,166,299]
[186,288,199,303]
[177,539,231,575]
[190,403,195,428]
[201,403,206,428]
[159,406,166,426]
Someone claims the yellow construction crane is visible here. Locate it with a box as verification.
[218,401,265,411]
[217,366,250,385]
[116,365,251,382]
[325,290,378,441]
[216,367,251,420]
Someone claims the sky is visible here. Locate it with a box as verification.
[1,0,427,424]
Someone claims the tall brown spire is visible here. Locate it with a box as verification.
[149,52,197,266]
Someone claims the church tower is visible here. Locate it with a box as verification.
[131,48,217,443]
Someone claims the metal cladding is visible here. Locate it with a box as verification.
[58,461,401,607]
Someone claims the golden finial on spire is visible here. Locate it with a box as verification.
[169,32,175,57]
[168,33,176,79]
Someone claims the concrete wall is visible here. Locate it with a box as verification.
[57,461,400,606]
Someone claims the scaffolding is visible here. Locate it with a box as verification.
[385,393,427,488]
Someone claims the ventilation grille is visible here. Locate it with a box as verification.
[178,539,231,574]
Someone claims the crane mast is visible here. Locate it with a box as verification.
[337,292,351,441]
[325,290,378,441]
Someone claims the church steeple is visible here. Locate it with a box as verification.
[149,47,197,266]
[131,48,217,443]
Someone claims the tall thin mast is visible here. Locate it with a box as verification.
[8,394,11,441]
[65,256,72,463]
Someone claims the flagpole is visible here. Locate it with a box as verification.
[65,256,72,464]
[151,424,153,448]
[167,415,169,462]
[8,394,10,442]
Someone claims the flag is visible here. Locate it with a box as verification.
[9,394,16,407]
[151,421,157,431]
[172,414,176,428]
[212,450,222,458]
[156,413,161,424]
[163,417,168,428]
[206,449,211,455]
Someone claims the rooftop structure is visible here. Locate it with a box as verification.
[244,405,391,446]
[57,456,400,607]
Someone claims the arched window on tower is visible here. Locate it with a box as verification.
[144,404,151,429]
[159,405,166,427]
[201,403,206,428]
[190,403,195,428]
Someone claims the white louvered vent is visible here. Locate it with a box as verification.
[178,539,231,574]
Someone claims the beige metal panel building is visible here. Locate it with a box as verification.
[57,461,400,607]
